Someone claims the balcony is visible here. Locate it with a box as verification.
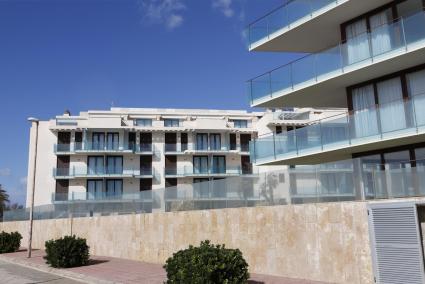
[54,142,135,154]
[164,166,245,178]
[247,0,392,52]
[164,143,187,155]
[134,144,154,155]
[53,167,143,179]
[251,93,425,165]
[163,143,249,154]
[248,11,425,108]
[52,191,153,203]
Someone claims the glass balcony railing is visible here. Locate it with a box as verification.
[248,11,425,105]
[53,167,154,178]
[54,143,154,154]
[52,191,153,202]
[135,143,153,153]
[247,0,338,49]
[251,92,425,164]
[164,166,244,177]
[10,158,425,222]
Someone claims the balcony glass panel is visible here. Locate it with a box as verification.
[248,11,425,105]
[247,0,336,48]
[270,65,292,94]
[251,95,424,164]
[403,11,425,44]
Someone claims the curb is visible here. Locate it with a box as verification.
[0,254,117,284]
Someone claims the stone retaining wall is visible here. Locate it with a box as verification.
[0,202,373,284]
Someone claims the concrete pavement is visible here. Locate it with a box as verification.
[0,250,329,284]
[0,259,82,284]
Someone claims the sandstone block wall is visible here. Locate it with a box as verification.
[0,202,373,284]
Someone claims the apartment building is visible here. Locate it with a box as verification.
[26,107,344,207]
[246,1,425,283]
[248,0,425,168]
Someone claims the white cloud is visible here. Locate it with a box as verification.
[139,0,186,30]
[212,0,234,18]
[19,177,27,186]
[0,168,11,177]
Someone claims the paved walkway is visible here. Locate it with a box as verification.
[0,259,82,284]
[0,250,327,284]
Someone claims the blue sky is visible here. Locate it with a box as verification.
[0,0,301,204]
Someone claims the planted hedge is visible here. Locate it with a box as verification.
[164,240,249,284]
[0,231,22,253]
[44,235,90,268]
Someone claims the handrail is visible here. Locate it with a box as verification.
[248,11,422,82]
[256,91,425,140]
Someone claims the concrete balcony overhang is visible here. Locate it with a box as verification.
[249,0,392,53]
[256,131,425,166]
[252,41,425,108]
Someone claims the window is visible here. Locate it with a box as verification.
[209,134,221,150]
[164,119,180,127]
[88,156,104,175]
[181,133,188,151]
[87,180,103,200]
[140,179,152,191]
[229,134,237,150]
[135,119,152,127]
[212,156,226,174]
[106,179,123,198]
[140,133,152,152]
[92,133,105,150]
[196,134,208,150]
[165,133,177,152]
[106,156,123,175]
[106,132,119,150]
[232,120,248,128]
[240,134,251,152]
[55,180,69,201]
[193,156,209,174]
[241,156,252,175]
[140,156,152,175]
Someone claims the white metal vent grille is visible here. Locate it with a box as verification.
[369,203,425,284]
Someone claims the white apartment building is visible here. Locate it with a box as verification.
[26,107,344,207]
[246,1,425,283]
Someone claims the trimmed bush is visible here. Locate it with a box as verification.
[0,231,22,253]
[164,240,249,284]
[44,235,89,268]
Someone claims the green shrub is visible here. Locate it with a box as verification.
[0,231,22,253]
[44,235,89,268]
[164,240,249,284]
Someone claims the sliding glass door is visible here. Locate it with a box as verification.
[88,156,104,175]
[106,132,119,150]
[370,9,393,56]
[106,156,123,175]
[196,134,208,151]
[212,156,226,174]
[193,156,208,174]
[106,179,123,198]
[407,69,425,126]
[209,134,221,150]
[87,180,103,200]
[377,77,406,133]
[351,84,379,138]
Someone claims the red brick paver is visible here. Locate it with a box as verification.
[0,250,328,284]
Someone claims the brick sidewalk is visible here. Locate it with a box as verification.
[0,250,328,284]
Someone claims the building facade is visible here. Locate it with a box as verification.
[248,0,425,168]
[27,107,343,207]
